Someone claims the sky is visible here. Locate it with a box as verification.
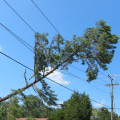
[0,0,120,116]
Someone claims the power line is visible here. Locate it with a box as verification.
[69,65,86,72]
[0,51,110,108]
[31,0,60,34]
[70,65,108,82]
[0,52,34,71]
[99,71,108,78]
[62,70,109,94]
[46,77,74,92]
[0,23,34,53]
[3,0,36,33]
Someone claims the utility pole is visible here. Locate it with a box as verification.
[105,74,119,120]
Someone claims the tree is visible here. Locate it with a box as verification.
[0,94,57,119]
[7,96,21,120]
[91,108,100,120]
[0,101,8,120]
[34,20,119,82]
[97,107,119,120]
[0,20,119,106]
[52,92,92,120]
[0,96,21,120]
[20,94,49,118]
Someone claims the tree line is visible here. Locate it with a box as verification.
[0,91,120,120]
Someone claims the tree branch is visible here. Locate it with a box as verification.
[0,58,69,102]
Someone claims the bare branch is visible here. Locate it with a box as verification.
[24,69,28,86]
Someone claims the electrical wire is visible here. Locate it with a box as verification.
[62,70,109,94]
[0,23,34,53]
[99,71,108,78]
[31,0,60,34]
[70,65,108,82]
[0,52,34,72]
[0,51,111,109]
[3,0,36,33]
[69,64,86,72]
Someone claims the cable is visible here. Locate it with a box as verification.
[70,65,108,82]
[99,71,108,78]
[0,51,110,108]
[3,0,36,33]
[69,65,86,72]
[0,52,34,72]
[62,70,109,94]
[46,77,74,92]
[0,23,34,53]
[31,0,60,34]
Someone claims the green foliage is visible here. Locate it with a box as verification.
[91,107,119,120]
[0,101,8,120]
[0,96,21,120]
[18,94,56,118]
[97,107,111,120]
[21,94,47,118]
[0,94,56,119]
[34,20,119,82]
[52,108,65,120]
[52,92,92,120]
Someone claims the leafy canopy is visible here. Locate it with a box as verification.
[33,20,119,111]
[34,20,119,82]
[52,91,92,120]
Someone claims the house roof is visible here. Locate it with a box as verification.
[16,118,51,120]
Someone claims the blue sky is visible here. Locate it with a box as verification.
[0,0,120,116]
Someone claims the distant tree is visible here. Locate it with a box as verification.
[97,107,119,120]
[0,96,21,120]
[52,108,65,120]
[8,96,21,120]
[20,93,57,118]
[91,108,100,120]
[52,92,92,120]
[0,101,8,120]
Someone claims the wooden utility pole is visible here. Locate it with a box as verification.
[105,74,119,120]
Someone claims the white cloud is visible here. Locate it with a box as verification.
[46,67,69,85]
[93,99,105,107]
